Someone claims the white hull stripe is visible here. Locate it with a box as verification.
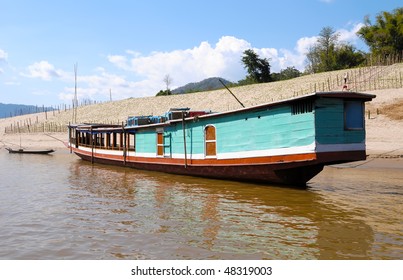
[74,142,365,160]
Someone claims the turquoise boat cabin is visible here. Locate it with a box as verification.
[68,91,375,185]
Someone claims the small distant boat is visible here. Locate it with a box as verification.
[6,147,55,154]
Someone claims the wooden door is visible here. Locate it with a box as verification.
[205,125,216,157]
[157,132,164,156]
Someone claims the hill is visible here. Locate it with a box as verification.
[171,77,232,94]
[1,63,403,133]
[0,103,53,119]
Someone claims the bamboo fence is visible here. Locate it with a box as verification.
[4,63,403,135]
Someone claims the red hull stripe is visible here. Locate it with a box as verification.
[72,147,317,166]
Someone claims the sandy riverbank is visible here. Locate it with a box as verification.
[0,132,67,150]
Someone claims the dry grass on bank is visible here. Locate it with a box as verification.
[381,99,403,120]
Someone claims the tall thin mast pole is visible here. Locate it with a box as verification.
[73,63,78,123]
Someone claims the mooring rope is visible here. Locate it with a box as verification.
[336,147,403,168]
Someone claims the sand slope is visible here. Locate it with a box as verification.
[1,65,403,157]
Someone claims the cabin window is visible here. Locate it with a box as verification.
[112,133,117,148]
[344,101,364,130]
[86,133,91,146]
[97,134,101,147]
[127,133,136,151]
[119,133,124,149]
[74,129,78,148]
[157,132,164,156]
[291,100,313,115]
[205,125,217,157]
[99,134,104,147]
[106,133,111,148]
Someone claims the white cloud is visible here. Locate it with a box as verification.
[108,36,251,89]
[0,49,8,62]
[106,34,323,93]
[338,22,364,44]
[107,55,129,70]
[58,68,146,103]
[275,36,319,70]
[295,36,318,55]
[59,37,252,102]
[22,60,65,81]
[58,24,365,102]
[0,49,8,74]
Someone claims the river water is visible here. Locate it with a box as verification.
[0,149,402,259]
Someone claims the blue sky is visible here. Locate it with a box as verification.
[0,0,401,106]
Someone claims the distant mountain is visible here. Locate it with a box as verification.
[0,103,53,119]
[171,77,233,94]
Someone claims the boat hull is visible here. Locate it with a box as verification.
[71,147,366,186]
[6,148,55,154]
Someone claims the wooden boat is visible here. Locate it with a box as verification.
[68,91,375,186]
[6,147,55,154]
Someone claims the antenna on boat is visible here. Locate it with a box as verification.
[72,63,78,123]
[219,79,245,108]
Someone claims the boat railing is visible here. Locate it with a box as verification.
[75,143,135,152]
[126,109,212,127]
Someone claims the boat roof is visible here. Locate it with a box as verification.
[71,123,123,132]
[167,91,376,124]
[70,91,375,130]
[315,91,375,101]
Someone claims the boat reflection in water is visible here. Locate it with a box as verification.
[68,160,374,260]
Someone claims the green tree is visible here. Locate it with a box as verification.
[156,74,173,96]
[306,27,339,73]
[280,66,301,80]
[156,89,172,96]
[317,27,339,71]
[306,26,366,73]
[357,8,403,57]
[271,67,301,81]
[240,49,271,83]
[335,45,366,69]
[305,45,322,73]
